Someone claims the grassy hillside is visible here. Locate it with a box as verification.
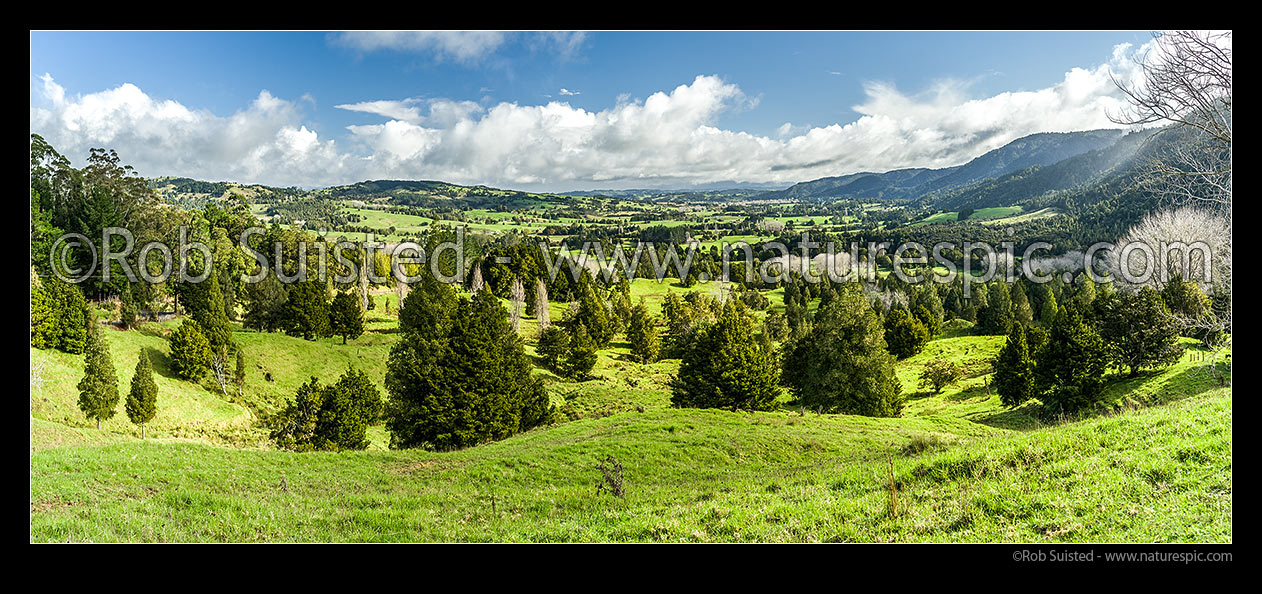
[29,388,1229,542]
[30,279,1232,542]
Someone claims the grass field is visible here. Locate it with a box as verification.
[30,282,1232,542]
[29,389,1230,542]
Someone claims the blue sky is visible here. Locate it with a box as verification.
[30,30,1158,191]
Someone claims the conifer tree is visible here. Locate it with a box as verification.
[1010,282,1034,326]
[119,289,138,330]
[977,281,1013,335]
[783,284,903,417]
[562,324,599,380]
[78,324,120,429]
[912,304,942,337]
[1035,307,1109,412]
[571,282,613,346]
[168,319,213,380]
[884,308,929,359]
[626,299,660,364]
[329,290,365,344]
[384,290,552,450]
[1039,288,1059,324]
[1096,287,1184,376]
[994,324,1036,407]
[536,325,570,371]
[670,301,779,411]
[182,268,233,351]
[126,350,158,437]
[282,280,331,340]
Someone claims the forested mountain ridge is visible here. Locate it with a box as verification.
[758,129,1126,202]
[925,128,1155,213]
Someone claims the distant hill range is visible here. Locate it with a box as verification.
[148,127,1169,216]
[756,129,1129,203]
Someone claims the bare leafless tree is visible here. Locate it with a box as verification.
[470,264,485,294]
[1109,30,1232,212]
[1109,206,1230,293]
[534,279,551,333]
[509,276,525,333]
[1109,31,1231,376]
[358,248,370,312]
[211,349,230,397]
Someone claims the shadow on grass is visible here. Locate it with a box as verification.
[144,345,180,380]
[973,363,1230,432]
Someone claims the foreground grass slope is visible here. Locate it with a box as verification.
[30,390,1229,542]
[30,281,1231,542]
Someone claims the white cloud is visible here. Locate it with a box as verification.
[559,88,581,96]
[331,31,509,64]
[330,30,589,65]
[30,73,352,186]
[30,39,1167,191]
[334,99,424,123]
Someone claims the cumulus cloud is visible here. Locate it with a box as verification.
[30,73,353,186]
[559,88,581,96]
[29,39,1164,191]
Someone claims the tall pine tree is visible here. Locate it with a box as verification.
[126,350,158,437]
[994,324,1036,407]
[78,324,120,429]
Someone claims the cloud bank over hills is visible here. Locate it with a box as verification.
[30,38,1157,192]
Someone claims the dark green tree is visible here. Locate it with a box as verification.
[329,291,365,344]
[977,281,1013,335]
[31,277,92,354]
[1010,282,1034,326]
[384,290,553,450]
[562,324,599,380]
[884,308,929,359]
[571,283,613,347]
[180,268,233,351]
[536,325,570,372]
[242,273,289,332]
[1161,274,1212,318]
[783,285,903,417]
[1035,307,1110,412]
[994,324,1036,407]
[168,319,213,380]
[912,304,942,337]
[670,302,779,411]
[282,280,331,340]
[762,310,789,343]
[1038,288,1059,324]
[125,350,158,437]
[268,377,322,451]
[77,324,119,429]
[398,275,457,336]
[311,370,377,450]
[625,299,660,364]
[119,290,138,330]
[1096,288,1184,377]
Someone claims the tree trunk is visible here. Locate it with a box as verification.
[141,424,146,439]
[96,418,101,430]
